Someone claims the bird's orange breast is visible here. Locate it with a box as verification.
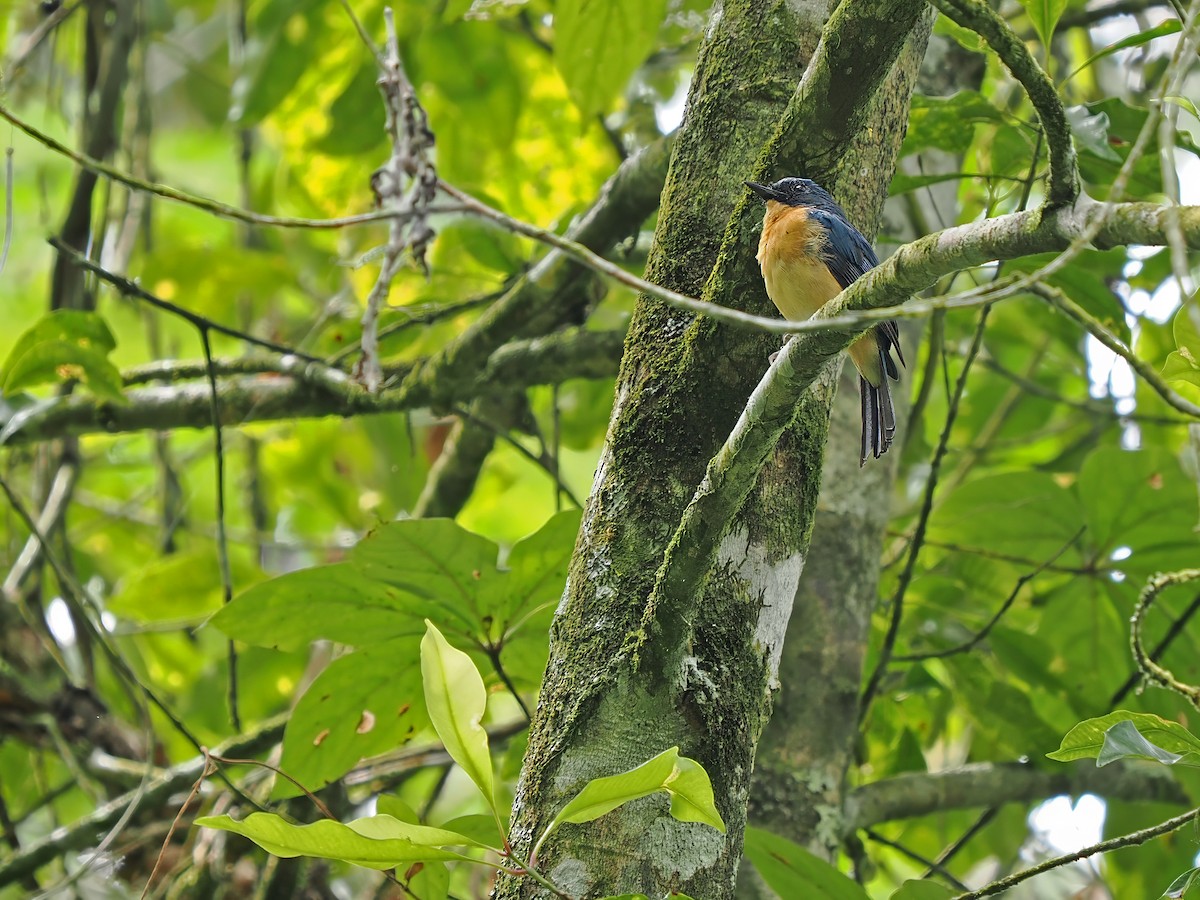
[755,202,843,322]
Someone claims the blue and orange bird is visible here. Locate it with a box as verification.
[746,177,904,465]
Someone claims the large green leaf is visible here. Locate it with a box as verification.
[554,0,669,119]
[1077,447,1198,575]
[929,472,1083,561]
[742,827,869,899]
[277,637,427,796]
[902,92,1009,157]
[107,552,226,623]
[1048,711,1200,762]
[211,513,579,676]
[421,621,496,810]
[210,563,426,651]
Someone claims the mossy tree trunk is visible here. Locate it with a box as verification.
[497,3,933,897]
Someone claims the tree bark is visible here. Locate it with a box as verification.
[498,2,932,897]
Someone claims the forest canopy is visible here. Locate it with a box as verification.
[1,0,1199,898]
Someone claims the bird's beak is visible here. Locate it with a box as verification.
[745,181,782,202]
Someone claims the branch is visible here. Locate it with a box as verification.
[952,805,1200,899]
[634,195,1200,671]
[1032,282,1200,418]
[0,330,624,446]
[1131,569,1200,708]
[353,8,438,391]
[932,0,1079,205]
[0,715,285,888]
[402,134,672,407]
[0,104,463,230]
[844,760,1190,831]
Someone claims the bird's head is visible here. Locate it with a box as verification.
[745,177,841,213]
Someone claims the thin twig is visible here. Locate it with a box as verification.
[353,8,438,391]
[863,829,970,892]
[1130,569,1200,708]
[1111,589,1200,705]
[858,306,992,725]
[0,105,463,230]
[952,806,1200,899]
[1032,282,1200,418]
[199,328,239,731]
[452,405,583,508]
[894,527,1085,662]
[50,240,324,363]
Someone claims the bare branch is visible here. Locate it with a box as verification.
[0,330,624,446]
[0,717,285,889]
[845,760,1190,831]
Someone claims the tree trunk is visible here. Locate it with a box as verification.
[498,3,932,897]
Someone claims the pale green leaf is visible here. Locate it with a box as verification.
[1066,20,1182,82]
[421,621,496,809]
[551,747,679,826]
[1097,719,1187,767]
[1048,711,1200,762]
[664,756,725,832]
[193,813,472,868]
[1162,866,1200,899]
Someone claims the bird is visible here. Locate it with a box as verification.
[746,177,904,465]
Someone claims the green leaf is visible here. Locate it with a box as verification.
[1066,20,1181,82]
[663,755,725,830]
[421,621,496,809]
[554,0,668,119]
[1097,719,1187,767]
[1019,0,1068,45]
[209,563,425,651]
[2,310,123,401]
[376,795,421,824]
[933,14,985,52]
[890,882,958,899]
[107,552,236,624]
[5,309,117,355]
[1048,711,1200,762]
[1077,448,1197,574]
[410,861,450,900]
[1066,106,1121,162]
[1160,95,1200,121]
[277,637,426,797]
[1162,866,1200,899]
[743,827,870,899]
[902,92,1008,157]
[539,746,725,856]
[193,813,473,868]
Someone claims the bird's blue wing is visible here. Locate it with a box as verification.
[808,207,904,372]
[808,207,879,290]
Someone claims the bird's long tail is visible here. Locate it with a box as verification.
[859,368,896,467]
